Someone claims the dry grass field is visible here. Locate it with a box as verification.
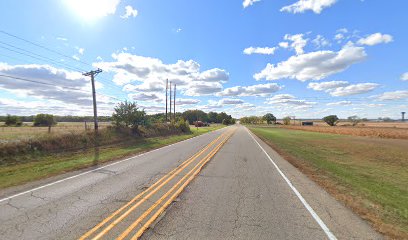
[276,121,408,139]
[0,122,111,141]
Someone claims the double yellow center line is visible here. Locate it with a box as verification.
[79,128,235,240]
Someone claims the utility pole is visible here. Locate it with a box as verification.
[83,69,102,132]
[165,79,168,122]
[169,81,172,121]
[173,84,176,120]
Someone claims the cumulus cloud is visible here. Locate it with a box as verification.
[400,72,408,81]
[121,5,138,18]
[94,53,229,96]
[254,44,366,81]
[0,63,91,104]
[219,98,245,105]
[308,81,379,96]
[184,82,223,96]
[217,83,283,97]
[326,101,352,106]
[128,92,163,102]
[265,94,316,106]
[329,83,379,96]
[357,33,393,46]
[243,0,260,8]
[243,47,277,55]
[176,98,200,105]
[312,35,330,48]
[284,34,308,55]
[376,91,408,101]
[307,81,349,91]
[280,0,338,14]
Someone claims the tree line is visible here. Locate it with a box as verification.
[1,102,236,128]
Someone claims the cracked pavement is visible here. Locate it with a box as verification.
[0,126,382,239]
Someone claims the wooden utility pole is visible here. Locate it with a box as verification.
[83,69,102,131]
[165,79,168,122]
[174,84,176,120]
[169,81,172,121]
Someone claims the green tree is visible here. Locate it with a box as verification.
[263,113,276,124]
[181,110,208,124]
[112,101,146,130]
[207,112,218,123]
[33,114,56,127]
[323,115,339,126]
[4,114,22,126]
[283,116,291,125]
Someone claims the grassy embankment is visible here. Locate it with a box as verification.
[0,125,224,190]
[249,126,408,239]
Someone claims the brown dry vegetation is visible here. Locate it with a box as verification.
[282,125,408,139]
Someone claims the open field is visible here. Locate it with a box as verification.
[249,126,408,239]
[282,125,408,139]
[277,120,408,128]
[0,122,111,141]
[0,125,224,190]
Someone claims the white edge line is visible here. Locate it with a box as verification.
[245,127,337,240]
[0,127,227,203]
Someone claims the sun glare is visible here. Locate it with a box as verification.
[64,0,120,21]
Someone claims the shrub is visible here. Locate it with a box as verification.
[323,115,339,126]
[283,117,291,125]
[175,118,191,133]
[33,114,56,127]
[112,101,146,130]
[4,114,22,126]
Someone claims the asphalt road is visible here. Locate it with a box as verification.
[0,125,382,240]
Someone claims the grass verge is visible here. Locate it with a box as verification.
[0,125,224,190]
[249,126,408,239]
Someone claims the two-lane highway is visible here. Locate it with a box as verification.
[0,125,381,239]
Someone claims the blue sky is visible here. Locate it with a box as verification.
[0,0,407,119]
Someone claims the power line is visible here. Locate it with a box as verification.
[0,74,123,102]
[0,30,93,68]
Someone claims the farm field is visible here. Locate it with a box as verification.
[277,120,408,128]
[282,124,408,139]
[0,122,112,141]
[249,126,408,239]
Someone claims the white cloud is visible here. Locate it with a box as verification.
[284,34,308,55]
[184,82,223,96]
[72,55,80,61]
[326,101,352,106]
[0,63,112,106]
[279,42,289,48]
[219,98,244,105]
[217,83,283,97]
[400,72,408,81]
[243,47,277,55]
[254,44,366,81]
[121,5,138,19]
[94,52,228,96]
[308,81,379,96]
[376,91,408,101]
[312,35,330,48]
[308,81,349,91]
[128,92,163,102]
[357,33,393,46]
[329,83,379,96]
[176,98,200,105]
[266,94,316,106]
[243,0,260,8]
[280,0,338,14]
